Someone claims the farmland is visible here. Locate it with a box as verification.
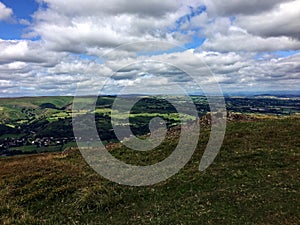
[0,95,299,156]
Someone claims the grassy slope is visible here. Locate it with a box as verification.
[0,116,299,225]
[0,97,73,123]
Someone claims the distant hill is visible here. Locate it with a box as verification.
[0,96,73,109]
[0,96,74,128]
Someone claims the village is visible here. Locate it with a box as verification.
[0,136,75,156]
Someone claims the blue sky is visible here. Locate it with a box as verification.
[0,0,299,97]
[0,0,38,39]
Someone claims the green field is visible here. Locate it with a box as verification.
[0,116,299,224]
[0,96,73,126]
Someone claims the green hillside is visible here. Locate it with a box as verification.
[0,96,73,109]
[0,97,73,126]
[0,116,299,224]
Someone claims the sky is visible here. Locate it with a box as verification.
[0,0,300,97]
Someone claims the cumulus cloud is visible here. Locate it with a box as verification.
[0,0,300,96]
[69,49,300,94]
[0,2,13,21]
[40,0,179,17]
[203,0,290,16]
[201,29,300,52]
[1,48,300,96]
[0,39,67,65]
[235,0,300,40]
[29,0,195,53]
[196,9,300,52]
[27,0,300,54]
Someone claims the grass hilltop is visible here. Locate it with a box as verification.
[0,114,299,224]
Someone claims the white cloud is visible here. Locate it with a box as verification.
[29,0,195,52]
[40,0,179,17]
[194,12,300,52]
[1,48,300,96]
[201,29,300,52]
[0,0,300,96]
[203,0,290,16]
[0,2,13,21]
[235,0,300,40]
[0,39,67,65]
